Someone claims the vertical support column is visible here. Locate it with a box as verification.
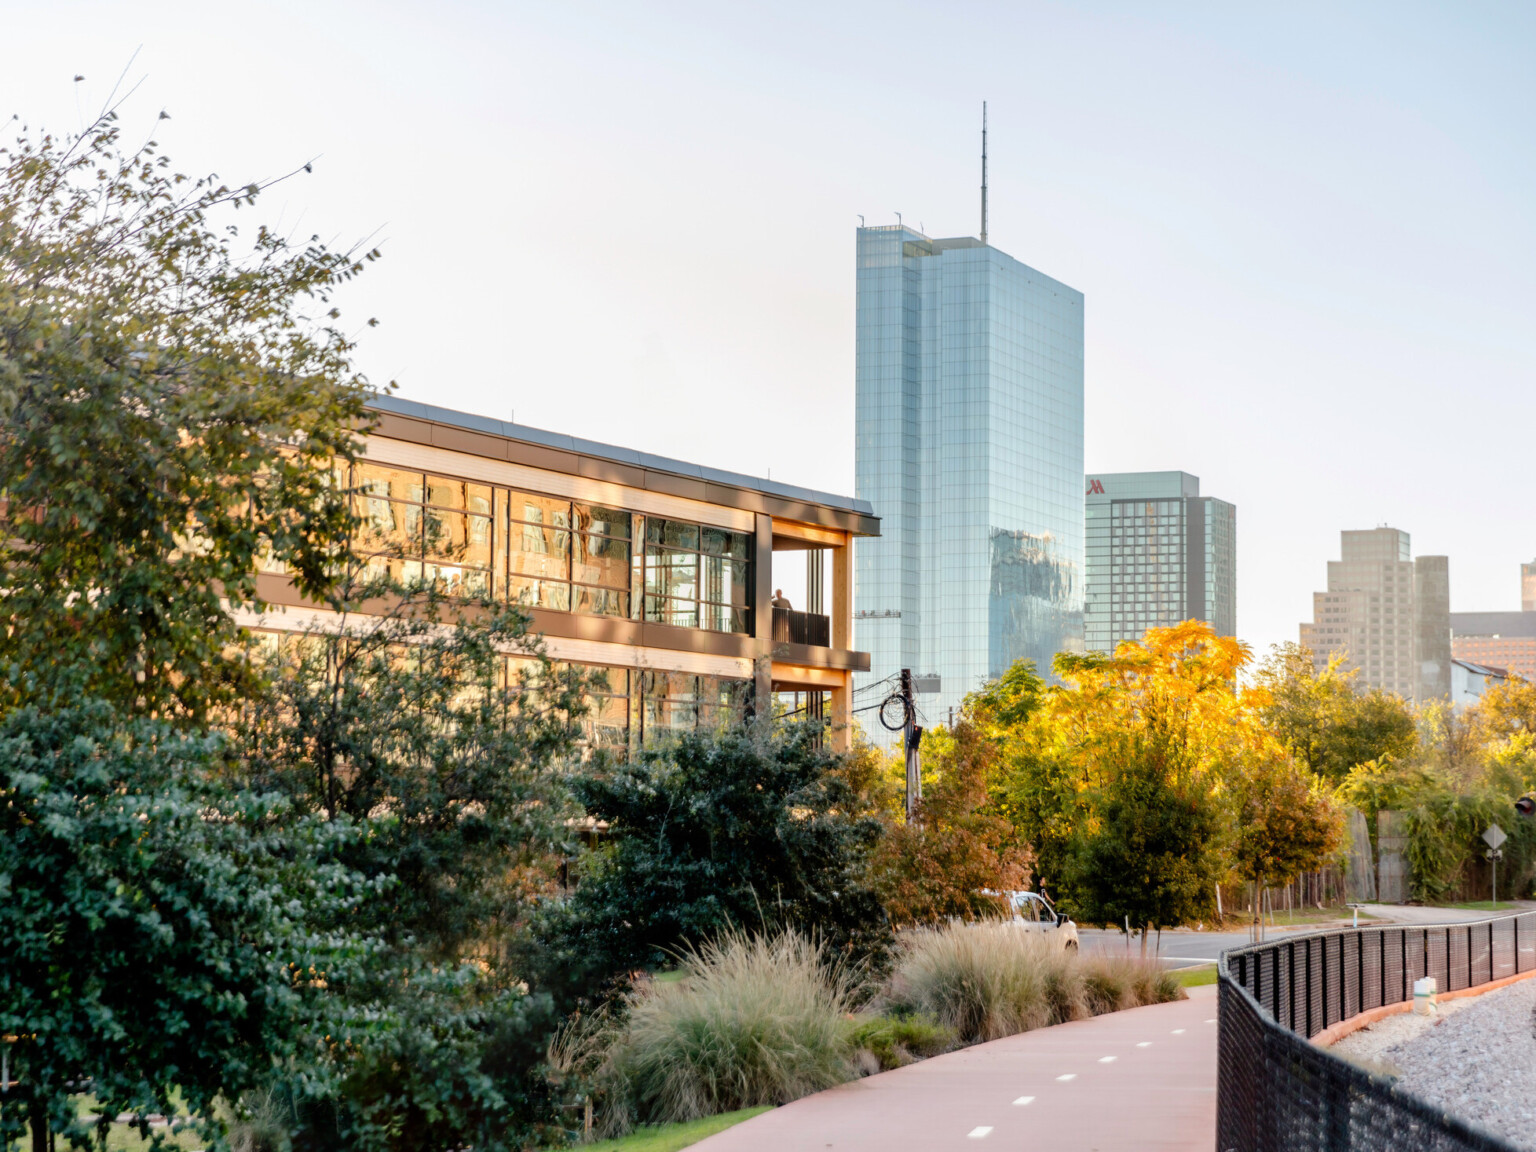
[832,536,853,651]
[829,673,852,754]
[752,513,774,719]
[806,547,825,615]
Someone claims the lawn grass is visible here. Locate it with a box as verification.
[23,1099,205,1152]
[1226,906,1377,930]
[581,1106,771,1151]
[1171,964,1218,987]
[1448,900,1522,912]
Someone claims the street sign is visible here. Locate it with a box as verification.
[1484,824,1508,850]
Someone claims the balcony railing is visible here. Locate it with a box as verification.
[772,607,830,648]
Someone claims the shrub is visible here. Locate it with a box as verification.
[845,1014,957,1071]
[537,724,892,1010]
[589,930,858,1131]
[885,923,1182,1044]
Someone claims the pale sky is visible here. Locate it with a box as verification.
[6,2,1535,658]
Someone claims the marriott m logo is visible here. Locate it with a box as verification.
[1086,479,1105,495]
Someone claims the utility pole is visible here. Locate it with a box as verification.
[900,669,923,822]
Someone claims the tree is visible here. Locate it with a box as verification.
[536,723,891,998]
[1230,754,1343,940]
[0,696,360,1152]
[233,566,583,960]
[1048,622,1250,950]
[1255,645,1417,785]
[221,554,596,1150]
[872,696,1035,926]
[0,104,374,722]
[1068,737,1226,952]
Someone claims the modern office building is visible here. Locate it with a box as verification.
[1083,471,1235,654]
[853,224,1084,732]
[1450,559,1536,682]
[1298,527,1450,702]
[243,395,879,753]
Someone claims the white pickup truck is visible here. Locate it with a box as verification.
[1004,890,1079,952]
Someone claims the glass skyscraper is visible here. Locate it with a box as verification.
[1083,471,1236,654]
[853,225,1084,731]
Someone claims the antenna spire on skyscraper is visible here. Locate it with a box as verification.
[980,100,988,246]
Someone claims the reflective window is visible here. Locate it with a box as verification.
[352,464,493,595]
[645,518,752,634]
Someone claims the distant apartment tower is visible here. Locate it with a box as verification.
[1083,471,1235,653]
[854,224,1084,731]
[1450,558,1536,681]
[1299,527,1451,702]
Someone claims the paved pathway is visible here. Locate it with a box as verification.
[692,985,1218,1152]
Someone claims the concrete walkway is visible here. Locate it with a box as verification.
[692,985,1218,1152]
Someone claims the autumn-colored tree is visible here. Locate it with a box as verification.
[871,670,1041,926]
[1044,622,1254,949]
[1476,675,1536,743]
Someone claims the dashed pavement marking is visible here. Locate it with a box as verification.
[1171,1028,1186,1034]
[1012,1096,1034,1106]
[1056,1073,1077,1081]
[1136,1041,1152,1047]
[1099,1056,1117,1063]
[967,1126,993,1139]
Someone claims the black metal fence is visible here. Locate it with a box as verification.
[1219,913,1536,1152]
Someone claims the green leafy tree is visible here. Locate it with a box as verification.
[228,561,592,1150]
[0,696,362,1152]
[536,724,892,1000]
[0,104,374,722]
[1230,754,1343,939]
[1255,644,1417,785]
[235,568,583,958]
[1065,732,1227,952]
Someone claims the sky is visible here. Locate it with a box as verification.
[5,1,1535,658]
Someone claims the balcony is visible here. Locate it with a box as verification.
[772,606,830,648]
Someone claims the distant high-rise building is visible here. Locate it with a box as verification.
[1083,471,1235,654]
[1299,528,1450,702]
[853,224,1084,732]
[1450,558,1536,681]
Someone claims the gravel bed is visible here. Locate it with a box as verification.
[1326,977,1536,1146]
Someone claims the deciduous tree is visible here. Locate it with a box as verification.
[0,105,374,721]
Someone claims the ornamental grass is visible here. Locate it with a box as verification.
[589,929,860,1131]
[885,922,1183,1044]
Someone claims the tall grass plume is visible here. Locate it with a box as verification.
[886,923,1182,1044]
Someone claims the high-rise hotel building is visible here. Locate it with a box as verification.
[1299,527,1451,702]
[853,224,1084,729]
[1083,471,1235,654]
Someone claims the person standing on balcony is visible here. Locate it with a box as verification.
[771,589,792,610]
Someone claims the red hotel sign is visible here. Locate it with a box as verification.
[1086,479,1105,495]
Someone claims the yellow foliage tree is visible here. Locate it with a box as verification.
[997,620,1340,948]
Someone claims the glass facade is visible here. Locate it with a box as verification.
[1083,472,1236,653]
[344,462,752,636]
[490,657,751,758]
[853,226,1084,732]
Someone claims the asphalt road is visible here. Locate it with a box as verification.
[1077,927,1269,967]
[1078,902,1536,968]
